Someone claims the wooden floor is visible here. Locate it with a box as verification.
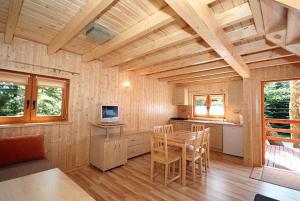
[67,153,300,201]
[265,144,300,173]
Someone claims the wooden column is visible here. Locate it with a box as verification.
[242,78,254,166]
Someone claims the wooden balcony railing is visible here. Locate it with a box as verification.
[263,118,300,144]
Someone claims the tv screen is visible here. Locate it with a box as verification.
[102,106,118,118]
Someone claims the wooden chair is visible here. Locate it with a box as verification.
[191,124,205,132]
[154,125,164,133]
[186,130,205,181]
[150,132,181,186]
[163,124,173,134]
[202,128,210,171]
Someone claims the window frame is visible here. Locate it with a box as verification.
[193,94,225,119]
[0,70,69,124]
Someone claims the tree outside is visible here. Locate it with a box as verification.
[0,82,25,117]
[290,80,300,148]
[37,86,62,116]
[0,82,63,117]
[264,80,300,148]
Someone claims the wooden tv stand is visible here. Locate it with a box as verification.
[92,122,125,138]
[89,122,127,172]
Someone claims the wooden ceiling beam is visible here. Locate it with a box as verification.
[176,76,242,87]
[215,3,253,28]
[103,28,197,68]
[226,24,258,43]
[248,0,265,34]
[266,30,300,56]
[286,9,300,44]
[119,40,212,71]
[273,0,300,11]
[159,67,235,82]
[261,0,300,57]
[82,7,176,62]
[163,0,250,78]
[136,52,222,75]
[147,47,289,79]
[4,0,23,44]
[243,48,292,63]
[148,60,229,79]
[261,0,287,33]
[170,72,239,84]
[48,0,116,54]
[247,55,300,68]
[104,4,254,68]
[137,39,277,76]
[237,39,279,55]
[156,48,287,81]
[119,28,265,72]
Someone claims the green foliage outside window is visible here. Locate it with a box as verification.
[0,82,25,117]
[0,82,63,117]
[37,86,63,116]
[264,81,290,137]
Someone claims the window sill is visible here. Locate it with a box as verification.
[0,121,72,129]
[192,117,225,121]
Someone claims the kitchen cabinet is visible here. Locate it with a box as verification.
[173,87,188,105]
[207,124,223,152]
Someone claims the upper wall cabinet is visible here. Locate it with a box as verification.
[173,87,188,105]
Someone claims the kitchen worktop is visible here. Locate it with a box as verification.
[170,119,242,126]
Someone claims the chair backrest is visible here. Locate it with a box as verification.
[192,130,205,150]
[150,132,168,159]
[191,124,205,132]
[163,124,173,134]
[153,125,164,133]
[203,128,210,149]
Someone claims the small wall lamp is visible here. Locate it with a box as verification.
[122,80,131,88]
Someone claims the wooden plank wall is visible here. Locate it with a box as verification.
[0,34,176,170]
[245,63,300,166]
[187,80,243,123]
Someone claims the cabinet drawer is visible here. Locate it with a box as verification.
[128,144,144,158]
[127,134,143,146]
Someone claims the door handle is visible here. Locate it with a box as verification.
[26,100,30,109]
[32,100,36,110]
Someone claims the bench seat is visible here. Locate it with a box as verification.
[0,159,53,182]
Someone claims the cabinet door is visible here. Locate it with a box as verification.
[170,121,179,131]
[104,140,117,170]
[173,87,188,105]
[209,125,223,152]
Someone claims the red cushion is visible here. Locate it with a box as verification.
[0,134,45,166]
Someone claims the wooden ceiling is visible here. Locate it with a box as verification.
[1,0,300,86]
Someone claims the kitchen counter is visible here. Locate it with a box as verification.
[170,119,242,126]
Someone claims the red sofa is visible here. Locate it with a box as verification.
[0,134,53,181]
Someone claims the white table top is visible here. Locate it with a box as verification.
[0,168,95,201]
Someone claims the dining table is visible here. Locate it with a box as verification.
[167,130,208,186]
[0,168,95,201]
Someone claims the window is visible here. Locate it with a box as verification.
[0,70,69,124]
[193,94,225,118]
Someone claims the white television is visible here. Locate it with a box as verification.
[100,105,119,122]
